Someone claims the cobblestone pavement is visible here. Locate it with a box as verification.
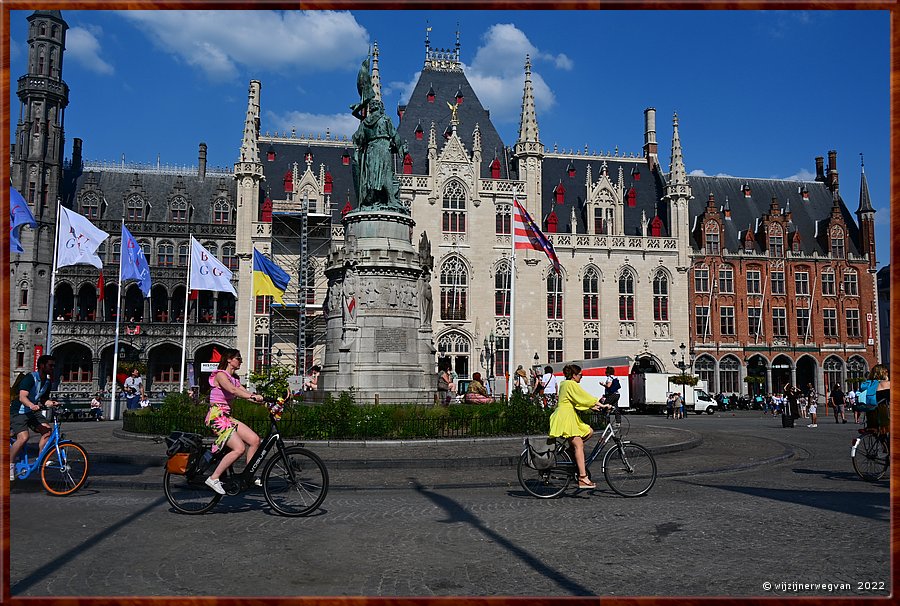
[9,412,890,597]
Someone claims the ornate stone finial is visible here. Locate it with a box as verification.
[371,41,382,102]
[516,54,541,149]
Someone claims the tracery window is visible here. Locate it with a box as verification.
[494,259,511,317]
[583,267,599,320]
[653,272,669,322]
[547,272,563,320]
[441,180,466,234]
[440,257,468,321]
[618,270,634,321]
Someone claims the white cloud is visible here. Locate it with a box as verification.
[10,37,22,61]
[460,23,563,123]
[780,168,816,181]
[386,71,421,106]
[66,27,115,75]
[264,109,360,139]
[119,10,369,81]
[689,169,735,178]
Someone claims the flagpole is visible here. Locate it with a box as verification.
[247,249,255,359]
[109,221,126,421]
[179,235,193,392]
[508,203,517,400]
[45,199,62,353]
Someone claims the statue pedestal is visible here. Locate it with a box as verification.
[321,211,435,403]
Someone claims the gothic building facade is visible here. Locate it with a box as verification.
[10,12,881,404]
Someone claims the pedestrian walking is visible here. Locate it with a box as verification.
[830,384,847,424]
[665,392,675,419]
[537,366,559,409]
[513,366,530,394]
[782,384,801,428]
[123,368,144,410]
[846,389,860,423]
[436,358,453,407]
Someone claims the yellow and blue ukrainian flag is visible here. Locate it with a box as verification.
[253,248,290,304]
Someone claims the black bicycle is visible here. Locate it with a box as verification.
[163,399,328,516]
[518,409,657,498]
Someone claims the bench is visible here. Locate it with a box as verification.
[58,400,101,422]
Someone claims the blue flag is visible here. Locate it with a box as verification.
[120,224,151,297]
[10,186,36,254]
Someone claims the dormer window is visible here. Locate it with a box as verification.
[546,211,558,233]
[705,223,720,255]
[342,150,351,166]
[631,167,641,181]
[744,231,755,252]
[443,125,452,140]
[324,171,333,194]
[427,84,435,103]
[830,228,845,258]
[742,183,752,198]
[213,198,231,225]
[791,232,801,253]
[554,182,565,204]
[455,87,464,104]
[567,162,576,178]
[415,122,424,141]
[304,150,313,163]
[126,194,145,222]
[626,186,636,208]
[768,227,784,257]
[342,199,352,217]
[283,170,293,193]
[800,185,809,200]
[261,197,272,222]
[490,158,501,179]
[403,153,413,175]
[81,193,101,220]
[650,216,663,237]
[266,148,276,162]
[170,195,188,223]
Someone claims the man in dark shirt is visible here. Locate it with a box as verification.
[830,383,847,424]
[10,355,59,481]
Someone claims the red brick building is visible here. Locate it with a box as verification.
[687,151,879,401]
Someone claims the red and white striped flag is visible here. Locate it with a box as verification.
[513,197,561,274]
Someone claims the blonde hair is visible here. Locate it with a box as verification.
[869,364,889,381]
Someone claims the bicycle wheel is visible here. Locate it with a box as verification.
[603,442,657,497]
[517,451,572,498]
[40,441,89,496]
[163,469,222,514]
[852,433,889,482]
[262,446,329,517]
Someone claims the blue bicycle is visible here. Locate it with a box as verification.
[10,407,90,496]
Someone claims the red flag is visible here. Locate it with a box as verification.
[513,197,562,274]
[97,271,105,301]
[210,347,221,362]
[189,289,199,300]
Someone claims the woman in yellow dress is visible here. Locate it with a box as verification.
[549,364,612,489]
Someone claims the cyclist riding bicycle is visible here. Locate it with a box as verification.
[204,348,264,495]
[10,354,60,481]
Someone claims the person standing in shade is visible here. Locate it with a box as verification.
[123,368,144,411]
[830,384,847,424]
[513,366,530,394]
[599,366,623,424]
[538,366,559,409]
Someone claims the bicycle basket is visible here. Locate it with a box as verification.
[524,437,557,471]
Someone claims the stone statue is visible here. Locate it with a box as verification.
[418,231,433,272]
[350,56,408,213]
[343,264,358,326]
[419,269,433,328]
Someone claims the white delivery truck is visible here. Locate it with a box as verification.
[629,372,717,415]
[545,356,631,409]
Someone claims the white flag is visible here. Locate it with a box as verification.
[56,207,109,269]
[189,236,236,295]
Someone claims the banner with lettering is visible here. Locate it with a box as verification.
[56,207,109,269]
[189,235,236,295]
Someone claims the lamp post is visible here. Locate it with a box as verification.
[483,330,495,394]
[670,342,696,405]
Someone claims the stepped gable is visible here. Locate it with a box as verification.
[67,168,235,224]
[540,155,667,235]
[257,137,354,220]
[396,67,509,179]
[686,175,861,256]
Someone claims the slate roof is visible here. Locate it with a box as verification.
[62,165,236,225]
[685,175,862,256]
[395,66,511,180]
[540,155,667,236]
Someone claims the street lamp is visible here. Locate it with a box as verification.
[670,342,696,404]
[483,330,495,393]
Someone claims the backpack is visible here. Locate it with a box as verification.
[853,380,879,412]
[609,377,621,393]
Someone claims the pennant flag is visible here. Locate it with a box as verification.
[189,236,236,295]
[513,197,561,274]
[120,224,152,297]
[97,270,105,302]
[253,247,290,304]
[10,187,37,254]
[56,206,109,269]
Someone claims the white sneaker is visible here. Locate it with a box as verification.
[807,424,814,427]
[811,424,817,428]
[205,477,226,495]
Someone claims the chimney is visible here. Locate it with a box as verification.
[198,142,207,179]
[72,137,83,171]
[814,156,825,182]
[826,149,838,194]
[643,107,657,169]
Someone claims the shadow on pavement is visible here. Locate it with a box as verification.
[411,478,595,596]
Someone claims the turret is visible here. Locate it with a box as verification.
[643,107,658,170]
[856,154,876,269]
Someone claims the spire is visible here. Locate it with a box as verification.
[238,80,261,164]
[857,153,874,213]
[371,42,382,102]
[668,112,688,188]
[516,55,540,147]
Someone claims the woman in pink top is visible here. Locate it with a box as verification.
[204,349,264,495]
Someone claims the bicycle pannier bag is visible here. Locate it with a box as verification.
[166,452,191,475]
[164,431,205,475]
[853,380,879,412]
[525,438,557,470]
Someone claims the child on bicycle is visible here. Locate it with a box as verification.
[204,349,264,495]
[548,364,612,489]
[10,355,60,481]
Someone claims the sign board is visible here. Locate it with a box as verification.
[17,322,26,332]
[200,362,218,372]
[287,375,304,393]
[33,345,43,371]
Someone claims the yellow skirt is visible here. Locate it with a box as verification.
[549,405,592,439]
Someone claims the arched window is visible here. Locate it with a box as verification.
[495,204,511,235]
[138,240,151,263]
[846,356,868,391]
[705,223,720,255]
[583,267,599,320]
[213,199,230,224]
[38,47,45,74]
[440,257,467,321]
[204,242,218,259]
[222,242,238,271]
[719,356,740,393]
[695,355,716,391]
[441,180,466,234]
[768,226,784,257]
[830,227,845,258]
[170,196,188,223]
[653,272,669,321]
[157,241,175,267]
[494,259,511,317]
[583,323,599,359]
[81,192,100,220]
[111,239,121,264]
[547,272,563,320]
[126,194,145,221]
[618,270,634,321]
[178,242,189,267]
[824,356,844,393]
[437,331,471,380]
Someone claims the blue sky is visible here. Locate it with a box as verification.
[8,9,890,264]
